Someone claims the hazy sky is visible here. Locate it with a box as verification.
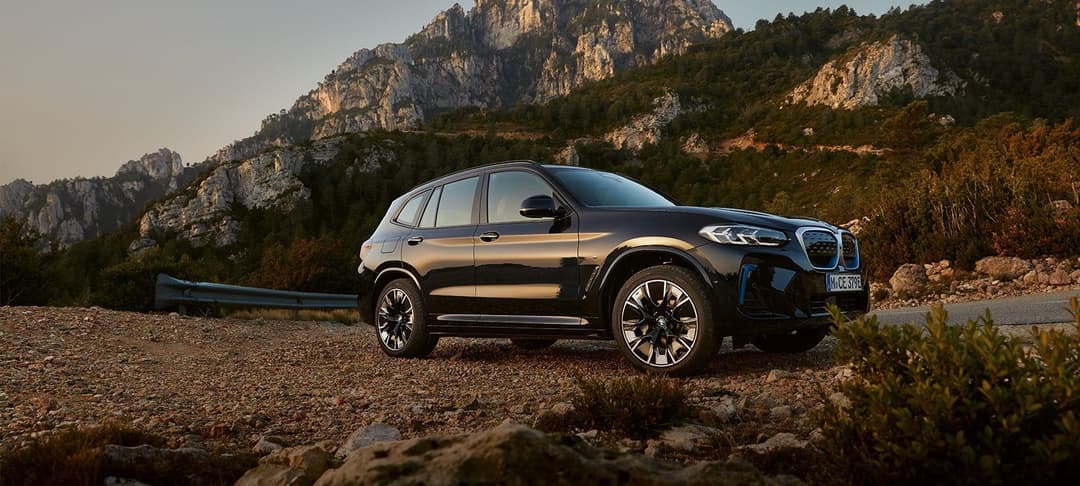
[0,1,909,184]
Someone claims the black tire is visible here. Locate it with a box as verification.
[374,279,438,358]
[752,326,829,353]
[611,265,719,376]
[510,338,557,350]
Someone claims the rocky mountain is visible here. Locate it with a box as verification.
[787,34,965,109]
[0,149,191,248]
[210,0,732,164]
[133,138,358,249]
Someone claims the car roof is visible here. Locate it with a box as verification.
[403,160,592,196]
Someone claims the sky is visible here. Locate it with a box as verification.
[0,1,909,184]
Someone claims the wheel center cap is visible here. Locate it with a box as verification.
[656,316,669,329]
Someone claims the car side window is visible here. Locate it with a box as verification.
[487,171,557,224]
[418,186,441,229]
[435,177,478,228]
[394,190,428,227]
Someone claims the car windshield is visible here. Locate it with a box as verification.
[549,169,676,208]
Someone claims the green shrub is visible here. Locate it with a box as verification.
[820,299,1080,484]
[568,375,689,439]
[93,250,187,312]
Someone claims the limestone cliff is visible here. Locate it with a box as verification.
[0,149,188,248]
[133,137,389,248]
[210,0,732,164]
[787,35,965,109]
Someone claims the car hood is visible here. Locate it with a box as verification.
[644,206,842,233]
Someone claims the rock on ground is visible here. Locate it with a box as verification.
[313,423,800,486]
[974,256,1033,280]
[335,423,401,459]
[890,264,929,294]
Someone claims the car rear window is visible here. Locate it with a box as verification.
[435,177,478,227]
[393,190,428,227]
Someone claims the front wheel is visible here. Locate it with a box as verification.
[375,279,438,358]
[611,265,719,376]
[752,326,829,353]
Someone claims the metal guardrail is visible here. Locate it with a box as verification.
[154,274,357,311]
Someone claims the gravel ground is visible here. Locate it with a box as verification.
[0,306,842,454]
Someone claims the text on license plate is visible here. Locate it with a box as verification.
[827,273,863,292]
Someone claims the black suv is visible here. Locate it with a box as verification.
[357,161,868,375]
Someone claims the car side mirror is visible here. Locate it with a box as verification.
[520,195,564,219]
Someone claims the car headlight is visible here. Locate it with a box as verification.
[699,224,788,246]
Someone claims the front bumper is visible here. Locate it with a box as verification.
[688,243,870,337]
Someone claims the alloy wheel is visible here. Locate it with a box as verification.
[619,279,699,368]
[377,288,414,351]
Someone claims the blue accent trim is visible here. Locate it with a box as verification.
[738,264,758,305]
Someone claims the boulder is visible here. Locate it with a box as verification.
[102,444,255,484]
[314,423,799,486]
[974,257,1033,280]
[237,444,338,486]
[889,264,929,295]
[1049,270,1072,286]
[335,423,401,459]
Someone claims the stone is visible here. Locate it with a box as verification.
[237,444,339,486]
[740,433,809,455]
[712,396,739,422]
[253,438,285,455]
[1049,270,1072,286]
[765,369,794,383]
[890,264,929,295]
[550,402,575,415]
[974,256,1033,280]
[315,423,796,486]
[769,406,793,420]
[656,424,722,452]
[336,423,402,459]
[1071,270,1080,284]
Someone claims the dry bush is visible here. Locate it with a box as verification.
[0,422,164,486]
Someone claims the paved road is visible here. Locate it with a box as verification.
[871,289,1080,326]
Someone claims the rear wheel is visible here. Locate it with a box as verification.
[375,279,438,358]
[611,265,719,376]
[752,326,829,353]
[510,338,556,350]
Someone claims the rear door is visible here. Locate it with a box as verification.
[474,169,581,322]
[401,176,480,319]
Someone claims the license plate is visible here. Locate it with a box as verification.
[827,273,863,292]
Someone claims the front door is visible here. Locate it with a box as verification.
[474,169,580,323]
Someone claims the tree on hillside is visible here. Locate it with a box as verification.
[0,217,47,305]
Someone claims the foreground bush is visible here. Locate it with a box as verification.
[0,422,164,486]
[536,375,688,439]
[821,299,1080,484]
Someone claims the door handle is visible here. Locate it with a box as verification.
[407,236,424,246]
[479,231,500,242]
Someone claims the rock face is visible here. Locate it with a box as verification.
[788,35,964,109]
[605,91,684,152]
[0,149,190,247]
[313,422,799,485]
[136,137,355,247]
[210,0,732,164]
